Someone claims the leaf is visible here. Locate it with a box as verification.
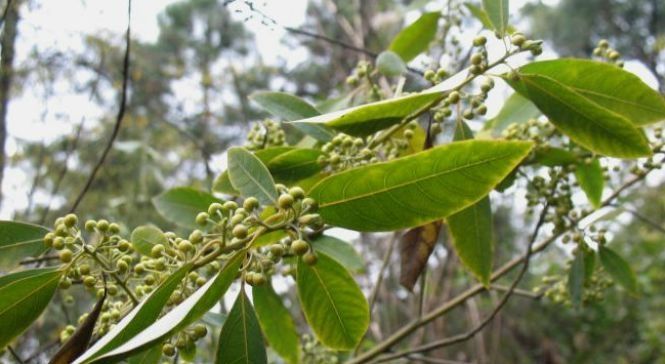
[49,292,106,364]
[506,72,651,158]
[447,120,493,286]
[0,267,62,349]
[482,0,509,36]
[516,59,665,126]
[131,225,167,257]
[152,187,222,228]
[266,148,323,183]
[0,221,49,269]
[125,344,163,364]
[253,284,300,364]
[583,249,596,284]
[568,251,585,308]
[310,234,365,273]
[388,12,440,62]
[250,91,334,142]
[464,3,494,30]
[213,147,294,195]
[296,253,369,350]
[215,289,267,364]
[309,140,533,231]
[289,67,470,137]
[73,264,191,364]
[531,147,577,167]
[575,158,604,208]
[228,147,278,205]
[97,256,243,361]
[250,91,320,121]
[400,221,442,291]
[598,245,638,295]
[483,92,540,136]
[376,51,407,77]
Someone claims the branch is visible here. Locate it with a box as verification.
[608,203,665,234]
[348,174,647,364]
[8,345,25,364]
[374,205,549,362]
[68,0,132,213]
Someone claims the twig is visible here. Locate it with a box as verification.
[24,339,58,363]
[348,174,647,364]
[0,0,11,29]
[490,284,542,299]
[373,206,549,362]
[608,203,665,234]
[68,0,132,213]
[20,254,59,265]
[8,345,25,364]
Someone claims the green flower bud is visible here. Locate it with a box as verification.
[222,201,238,211]
[162,343,176,357]
[189,230,204,244]
[243,197,259,211]
[193,324,208,339]
[472,35,487,47]
[59,249,73,263]
[278,194,294,209]
[83,276,97,288]
[144,274,156,286]
[196,277,207,286]
[195,212,209,226]
[117,260,129,273]
[270,244,285,257]
[289,187,305,199]
[208,202,223,215]
[232,224,248,239]
[107,284,118,296]
[59,277,72,289]
[96,220,109,232]
[303,252,318,265]
[63,214,78,228]
[151,244,165,258]
[511,34,526,47]
[470,53,483,65]
[134,263,145,274]
[44,232,55,247]
[447,91,460,104]
[108,223,120,234]
[178,240,194,253]
[79,263,91,275]
[291,239,309,256]
[55,224,69,237]
[84,220,96,232]
[118,240,131,252]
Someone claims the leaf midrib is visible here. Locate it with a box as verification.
[310,264,352,345]
[233,155,276,203]
[0,238,42,250]
[0,271,60,317]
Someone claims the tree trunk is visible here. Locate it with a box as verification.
[0,0,21,207]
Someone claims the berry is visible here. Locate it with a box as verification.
[43,233,55,248]
[302,198,317,211]
[53,237,65,250]
[63,214,78,228]
[189,230,203,244]
[196,277,207,286]
[84,220,96,232]
[289,187,305,199]
[208,202,223,215]
[55,224,69,237]
[303,252,318,265]
[253,273,266,285]
[470,53,483,65]
[162,343,176,357]
[117,260,129,273]
[511,34,526,47]
[151,244,165,258]
[144,274,156,286]
[195,212,209,226]
[79,263,91,275]
[59,277,72,289]
[59,249,73,263]
[118,240,131,252]
[232,224,248,239]
[291,239,309,256]
[424,69,435,81]
[447,91,460,104]
[222,201,238,211]
[193,324,208,339]
[270,244,285,257]
[83,276,97,288]
[108,284,118,296]
[96,220,109,232]
[278,194,294,209]
[472,35,487,47]
[178,240,194,253]
[243,197,259,211]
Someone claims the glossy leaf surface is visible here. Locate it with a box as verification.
[0,221,49,269]
[253,284,299,364]
[228,147,278,205]
[130,225,167,257]
[388,12,440,62]
[152,188,222,228]
[215,290,267,364]
[599,246,638,295]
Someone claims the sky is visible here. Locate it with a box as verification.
[1,0,661,219]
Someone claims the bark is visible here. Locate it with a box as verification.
[0,0,21,207]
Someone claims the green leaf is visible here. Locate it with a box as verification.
[310,234,365,273]
[266,148,323,183]
[506,72,651,158]
[250,91,334,142]
[297,253,369,350]
[575,158,604,208]
[598,245,638,295]
[388,12,440,62]
[376,51,407,77]
[152,187,222,228]
[215,290,267,364]
[483,92,540,136]
[50,293,106,364]
[253,284,300,364]
[310,140,532,231]
[482,0,509,36]
[213,147,294,195]
[125,344,163,364]
[447,121,493,286]
[568,251,585,308]
[228,147,278,205]
[250,91,320,121]
[73,264,191,364]
[288,67,470,137]
[531,147,577,167]
[97,255,243,361]
[131,225,167,257]
[516,59,665,126]
[0,221,49,269]
[0,267,62,349]
[464,3,494,30]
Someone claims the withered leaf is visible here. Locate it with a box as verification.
[399,221,442,291]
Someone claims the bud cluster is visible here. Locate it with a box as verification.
[246,119,286,150]
[592,39,624,67]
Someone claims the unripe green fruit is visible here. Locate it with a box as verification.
[253,273,266,285]
[598,39,609,49]
[55,224,69,237]
[97,220,109,232]
[193,324,207,338]
[473,35,487,47]
[144,274,156,286]
[83,276,97,288]
[278,194,294,209]
[59,249,73,263]
[463,109,474,120]
[189,272,199,281]
[476,105,487,115]
[470,53,483,65]
[208,202,223,215]
[178,240,194,253]
[118,240,131,252]
[223,201,238,211]
[232,224,248,239]
[270,244,285,257]
[59,277,72,289]
[44,233,55,247]
[189,230,203,244]
[108,284,118,296]
[117,260,129,273]
[63,214,78,228]
[289,187,305,199]
[302,198,317,211]
[608,50,620,60]
[108,223,120,234]
[424,69,435,81]
[303,252,318,265]
[511,34,526,47]
[84,220,96,232]
[291,239,309,256]
[243,197,259,211]
[151,244,165,258]
[346,75,358,86]
[196,277,207,286]
[134,263,145,274]
[230,214,244,226]
[162,343,176,357]
[447,91,460,104]
[195,212,209,226]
